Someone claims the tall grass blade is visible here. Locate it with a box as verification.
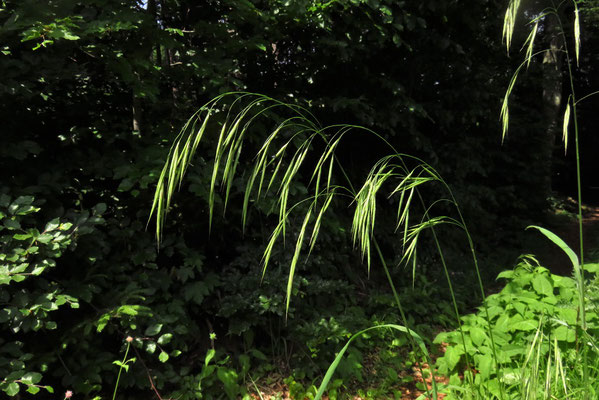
[527,225,585,330]
[313,324,435,400]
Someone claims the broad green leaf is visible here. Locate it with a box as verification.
[97,313,110,332]
[444,345,464,371]
[145,323,163,336]
[496,270,514,280]
[26,385,40,394]
[509,319,537,332]
[474,353,493,379]
[557,307,577,324]
[44,218,60,232]
[117,305,139,316]
[5,382,19,396]
[470,327,488,347]
[553,325,576,342]
[531,274,553,296]
[217,367,239,400]
[158,351,169,363]
[204,349,216,366]
[21,372,42,384]
[583,263,599,273]
[157,333,172,345]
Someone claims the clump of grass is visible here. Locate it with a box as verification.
[150,91,509,399]
[149,1,597,398]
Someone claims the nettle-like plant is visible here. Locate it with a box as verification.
[149,93,504,399]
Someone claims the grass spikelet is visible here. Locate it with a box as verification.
[524,20,539,68]
[562,101,571,154]
[286,207,313,316]
[574,3,581,66]
[502,0,522,53]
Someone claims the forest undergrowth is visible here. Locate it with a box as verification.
[3,1,599,400]
[148,1,599,399]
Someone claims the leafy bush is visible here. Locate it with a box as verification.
[435,257,599,399]
[0,193,101,396]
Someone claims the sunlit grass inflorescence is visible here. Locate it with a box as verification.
[150,91,504,399]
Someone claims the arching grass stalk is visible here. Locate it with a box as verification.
[312,324,431,400]
[150,92,502,398]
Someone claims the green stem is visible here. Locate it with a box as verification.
[373,239,438,399]
[557,7,587,399]
[112,339,131,400]
[334,155,439,399]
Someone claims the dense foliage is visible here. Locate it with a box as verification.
[1,0,599,398]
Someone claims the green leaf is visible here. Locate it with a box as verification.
[496,270,514,280]
[531,274,553,296]
[36,233,53,244]
[113,360,130,372]
[509,319,537,332]
[5,382,19,396]
[117,305,139,316]
[205,349,216,366]
[4,219,20,230]
[44,218,60,232]
[470,327,488,347]
[146,341,157,354]
[475,353,493,379]
[158,351,169,363]
[218,367,239,400]
[583,263,599,273]
[527,226,578,271]
[97,313,110,332]
[444,344,464,371]
[145,323,163,336]
[21,372,42,384]
[157,333,172,345]
[553,325,576,342]
[26,385,40,394]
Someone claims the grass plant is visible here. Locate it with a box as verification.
[149,1,598,398]
[149,93,504,399]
